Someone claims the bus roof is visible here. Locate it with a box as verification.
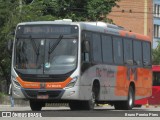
[152,65,160,72]
[17,19,150,41]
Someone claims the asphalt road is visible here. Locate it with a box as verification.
[0,105,160,120]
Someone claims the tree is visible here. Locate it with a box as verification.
[0,0,15,92]
[152,41,160,65]
[41,0,119,21]
[0,0,119,93]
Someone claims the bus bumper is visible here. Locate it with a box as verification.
[12,85,80,101]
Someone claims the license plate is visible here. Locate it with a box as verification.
[37,95,49,99]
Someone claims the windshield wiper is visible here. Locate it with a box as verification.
[29,36,39,55]
[48,35,63,54]
[47,35,63,63]
[29,36,40,65]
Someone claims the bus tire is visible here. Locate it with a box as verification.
[30,100,43,111]
[114,86,135,110]
[84,86,96,110]
[134,105,142,108]
[69,88,96,110]
[69,101,81,110]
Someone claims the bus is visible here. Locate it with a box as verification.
[135,65,160,106]
[9,19,152,111]
[149,65,160,105]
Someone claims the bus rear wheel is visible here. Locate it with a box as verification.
[114,87,135,110]
[30,100,44,111]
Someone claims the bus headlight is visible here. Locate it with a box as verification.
[12,76,21,87]
[66,76,78,88]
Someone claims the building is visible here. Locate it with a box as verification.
[107,0,153,43]
[153,0,160,48]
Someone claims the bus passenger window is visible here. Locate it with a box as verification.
[113,37,123,64]
[124,39,133,64]
[92,33,102,63]
[102,35,113,63]
[81,31,91,62]
[142,42,151,67]
[133,41,142,66]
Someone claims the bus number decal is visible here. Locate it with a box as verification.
[96,67,115,78]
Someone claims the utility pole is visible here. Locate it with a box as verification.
[31,0,35,4]
[19,0,22,13]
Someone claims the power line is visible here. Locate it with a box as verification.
[107,14,153,20]
[112,4,152,9]
[111,0,154,9]
[115,0,152,4]
[115,4,152,7]
[111,10,160,15]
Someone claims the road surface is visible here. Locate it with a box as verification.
[0,105,160,120]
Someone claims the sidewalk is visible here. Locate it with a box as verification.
[0,95,29,106]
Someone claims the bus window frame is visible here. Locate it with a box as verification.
[142,41,152,68]
[81,30,151,68]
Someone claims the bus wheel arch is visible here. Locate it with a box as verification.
[85,79,100,110]
[92,79,100,101]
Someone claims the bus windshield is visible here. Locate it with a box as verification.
[14,37,78,75]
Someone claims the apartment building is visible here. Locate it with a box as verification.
[153,0,160,48]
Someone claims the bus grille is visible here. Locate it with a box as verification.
[20,76,68,82]
[23,89,64,99]
[15,69,72,82]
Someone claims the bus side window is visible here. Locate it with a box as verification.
[92,33,102,63]
[133,41,142,66]
[81,31,91,62]
[142,42,151,67]
[113,36,124,65]
[124,39,133,65]
[102,35,113,64]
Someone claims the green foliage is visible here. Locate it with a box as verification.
[152,41,160,65]
[0,92,6,99]
[0,0,118,93]
[87,0,117,21]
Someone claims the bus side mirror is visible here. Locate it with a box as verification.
[82,40,90,53]
[7,39,13,54]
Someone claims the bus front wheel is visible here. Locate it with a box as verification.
[85,87,96,110]
[29,100,44,111]
[69,86,96,110]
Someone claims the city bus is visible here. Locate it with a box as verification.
[9,19,152,111]
[149,65,160,105]
[135,65,160,106]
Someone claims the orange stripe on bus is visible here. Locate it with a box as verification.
[119,30,150,41]
[114,66,152,97]
[115,66,129,96]
[16,77,41,89]
[45,77,72,89]
[16,76,72,89]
